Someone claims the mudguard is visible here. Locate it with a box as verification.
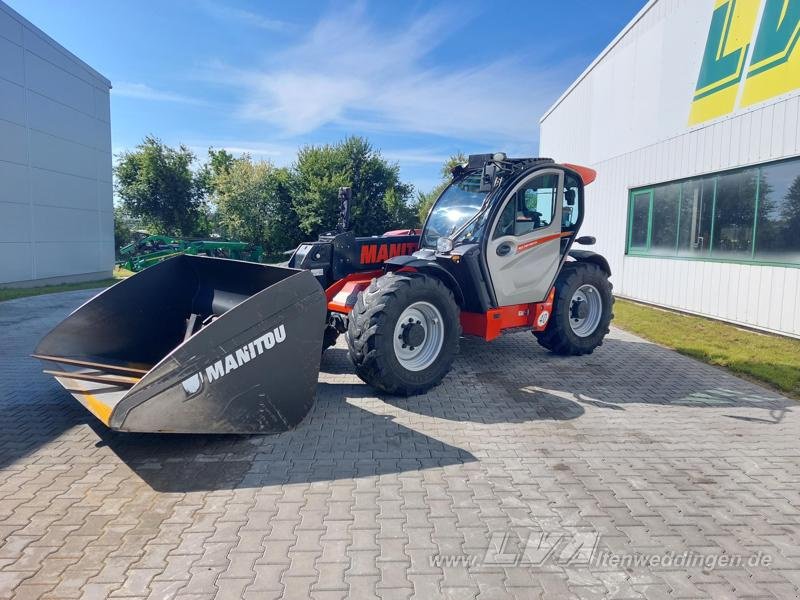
[567,250,612,276]
[384,255,465,306]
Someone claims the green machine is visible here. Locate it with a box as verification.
[117,234,263,272]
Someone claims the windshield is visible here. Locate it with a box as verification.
[421,173,487,249]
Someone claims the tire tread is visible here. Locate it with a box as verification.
[535,262,614,356]
[346,272,460,395]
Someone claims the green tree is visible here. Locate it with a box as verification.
[198,148,236,196]
[198,147,237,238]
[115,136,206,236]
[292,136,415,237]
[207,148,236,178]
[213,157,299,254]
[416,153,467,224]
[113,205,133,257]
[384,187,417,231]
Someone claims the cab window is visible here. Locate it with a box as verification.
[562,174,581,231]
[493,173,558,239]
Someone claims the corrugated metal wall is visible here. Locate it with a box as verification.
[0,1,113,286]
[540,0,800,337]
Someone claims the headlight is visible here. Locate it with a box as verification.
[436,237,454,253]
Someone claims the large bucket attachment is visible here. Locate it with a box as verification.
[34,255,327,434]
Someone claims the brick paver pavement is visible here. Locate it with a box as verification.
[1,289,798,599]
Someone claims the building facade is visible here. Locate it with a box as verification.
[540,0,800,337]
[0,1,112,287]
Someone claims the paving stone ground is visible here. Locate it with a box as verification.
[1,289,799,599]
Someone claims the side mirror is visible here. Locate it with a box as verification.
[575,236,596,245]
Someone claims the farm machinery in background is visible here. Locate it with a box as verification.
[37,154,613,434]
[116,234,263,272]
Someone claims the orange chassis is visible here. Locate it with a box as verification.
[324,269,555,342]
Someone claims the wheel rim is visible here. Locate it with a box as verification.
[393,301,444,371]
[569,284,603,337]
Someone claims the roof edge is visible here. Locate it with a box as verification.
[539,0,658,124]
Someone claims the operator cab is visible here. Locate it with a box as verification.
[406,155,592,313]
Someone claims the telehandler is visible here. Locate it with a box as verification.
[35,154,612,433]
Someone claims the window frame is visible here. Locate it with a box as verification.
[626,189,654,252]
[562,173,583,232]
[624,155,800,269]
[491,171,560,240]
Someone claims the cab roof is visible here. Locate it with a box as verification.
[455,154,596,186]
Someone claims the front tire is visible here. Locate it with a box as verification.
[535,262,613,355]
[346,272,460,395]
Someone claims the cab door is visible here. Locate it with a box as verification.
[485,169,564,306]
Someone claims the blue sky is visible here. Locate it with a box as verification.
[7,0,646,193]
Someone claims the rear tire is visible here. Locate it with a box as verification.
[346,272,460,395]
[534,262,613,355]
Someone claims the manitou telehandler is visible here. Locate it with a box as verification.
[35,154,613,433]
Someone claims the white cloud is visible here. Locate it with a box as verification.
[200,2,293,32]
[201,5,578,145]
[185,140,456,171]
[113,82,205,105]
[185,140,297,166]
[380,148,452,166]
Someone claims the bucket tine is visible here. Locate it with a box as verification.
[31,354,150,376]
[42,369,140,387]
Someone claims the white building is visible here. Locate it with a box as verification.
[0,0,113,287]
[540,0,800,338]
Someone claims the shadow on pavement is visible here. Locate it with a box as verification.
[90,381,477,493]
[0,290,99,471]
[377,335,794,423]
[323,346,587,423]
[4,293,794,489]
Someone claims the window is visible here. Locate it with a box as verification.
[421,172,488,250]
[628,190,651,250]
[626,156,800,267]
[678,177,714,255]
[493,173,558,239]
[713,169,756,258]
[651,184,680,254]
[562,174,581,230]
[755,162,800,263]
